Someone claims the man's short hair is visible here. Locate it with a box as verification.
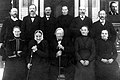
[110,1,116,8]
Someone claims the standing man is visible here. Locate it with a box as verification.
[57,6,74,38]
[91,10,116,43]
[70,7,92,40]
[43,7,57,44]
[0,8,22,48]
[21,4,44,45]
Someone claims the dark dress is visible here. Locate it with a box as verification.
[91,20,116,43]
[28,40,49,80]
[57,14,74,38]
[95,39,119,80]
[0,17,22,43]
[49,37,75,80]
[2,38,27,80]
[70,16,92,40]
[21,15,44,44]
[74,36,95,80]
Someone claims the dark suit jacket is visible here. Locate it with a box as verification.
[0,17,22,43]
[21,15,44,42]
[91,20,116,43]
[109,11,119,15]
[43,15,57,43]
[70,16,92,39]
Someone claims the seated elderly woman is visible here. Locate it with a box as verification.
[95,29,119,80]
[49,27,75,80]
[27,30,49,80]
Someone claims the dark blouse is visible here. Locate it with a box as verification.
[96,39,117,60]
[75,36,95,61]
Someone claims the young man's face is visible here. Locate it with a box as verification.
[80,26,89,36]
[13,28,21,37]
[101,30,109,40]
[45,7,51,16]
[99,10,106,20]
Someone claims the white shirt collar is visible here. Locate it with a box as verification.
[11,16,18,21]
[100,19,105,25]
[46,15,50,18]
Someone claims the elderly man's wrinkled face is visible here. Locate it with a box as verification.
[111,3,118,12]
[79,7,86,15]
[10,8,18,18]
[80,26,89,36]
[101,30,109,40]
[62,6,68,15]
[45,7,51,16]
[99,10,106,20]
[13,28,21,37]
[29,5,36,15]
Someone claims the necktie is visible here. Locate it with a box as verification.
[16,39,20,51]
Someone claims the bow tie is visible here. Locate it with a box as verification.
[30,16,36,18]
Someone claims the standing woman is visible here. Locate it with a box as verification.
[2,26,27,80]
[95,30,119,80]
[74,26,95,80]
[27,30,49,80]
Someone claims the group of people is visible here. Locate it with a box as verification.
[0,4,119,80]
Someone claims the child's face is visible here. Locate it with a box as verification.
[80,26,89,36]
[35,33,42,41]
[101,30,109,40]
[13,28,21,37]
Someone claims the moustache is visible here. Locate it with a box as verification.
[31,10,34,12]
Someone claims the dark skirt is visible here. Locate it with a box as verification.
[49,64,75,80]
[74,61,95,80]
[28,60,49,80]
[95,60,119,80]
[2,58,27,80]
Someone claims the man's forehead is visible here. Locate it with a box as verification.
[29,5,36,8]
[112,3,117,6]
[79,7,86,10]
[11,8,17,12]
[45,7,51,10]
